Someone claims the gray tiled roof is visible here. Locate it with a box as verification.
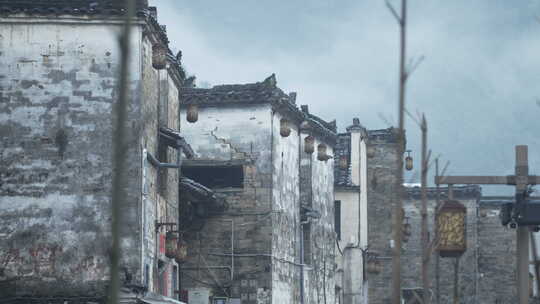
[182,75,338,145]
[181,74,288,106]
[0,0,148,14]
[334,133,354,187]
[367,128,398,143]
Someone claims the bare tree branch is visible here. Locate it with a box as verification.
[427,153,442,171]
[404,108,421,127]
[437,161,451,184]
[378,112,395,127]
[405,55,425,80]
[385,0,402,25]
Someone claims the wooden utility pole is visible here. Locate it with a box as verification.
[386,0,407,302]
[110,1,135,303]
[435,145,540,304]
[420,115,429,304]
[435,159,440,304]
[453,258,459,304]
[517,146,530,304]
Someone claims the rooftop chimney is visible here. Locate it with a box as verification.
[149,6,157,19]
[289,92,297,104]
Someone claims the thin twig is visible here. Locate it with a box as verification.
[427,153,442,171]
[378,112,395,127]
[405,55,425,80]
[385,0,402,25]
[404,108,421,127]
[109,1,136,303]
[439,161,451,180]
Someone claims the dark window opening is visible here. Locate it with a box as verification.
[144,264,149,288]
[172,266,178,300]
[182,165,244,188]
[302,223,312,265]
[157,260,166,296]
[335,200,341,240]
[158,137,168,195]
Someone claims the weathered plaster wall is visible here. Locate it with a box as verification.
[334,127,368,304]
[179,104,336,304]
[299,133,335,304]
[309,137,335,304]
[140,35,181,296]
[271,111,301,304]
[335,191,359,248]
[179,104,274,303]
[0,19,144,297]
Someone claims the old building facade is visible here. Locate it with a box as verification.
[0,1,190,302]
[178,75,337,304]
[402,185,525,304]
[363,128,402,304]
[333,118,369,304]
[402,185,481,303]
[1,2,532,304]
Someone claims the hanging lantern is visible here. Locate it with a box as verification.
[300,120,311,131]
[317,144,331,161]
[366,146,376,158]
[186,104,199,123]
[152,43,168,70]
[402,217,412,243]
[436,200,467,258]
[280,118,291,137]
[365,258,382,274]
[405,150,413,171]
[165,231,178,259]
[175,238,188,263]
[339,155,348,170]
[304,136,315,154]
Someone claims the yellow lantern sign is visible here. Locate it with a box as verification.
[436,200,467,258]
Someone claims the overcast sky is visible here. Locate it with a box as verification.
[150,0,540,195]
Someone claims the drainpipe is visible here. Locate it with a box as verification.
[176,141,182,297]
[141,147,147,286]
[300,218,311,304]
[147,151,180,169]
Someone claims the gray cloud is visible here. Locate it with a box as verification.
[151,0,540,194]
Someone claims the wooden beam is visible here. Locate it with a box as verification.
[529,176,540,185]
[434,175,511,185]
